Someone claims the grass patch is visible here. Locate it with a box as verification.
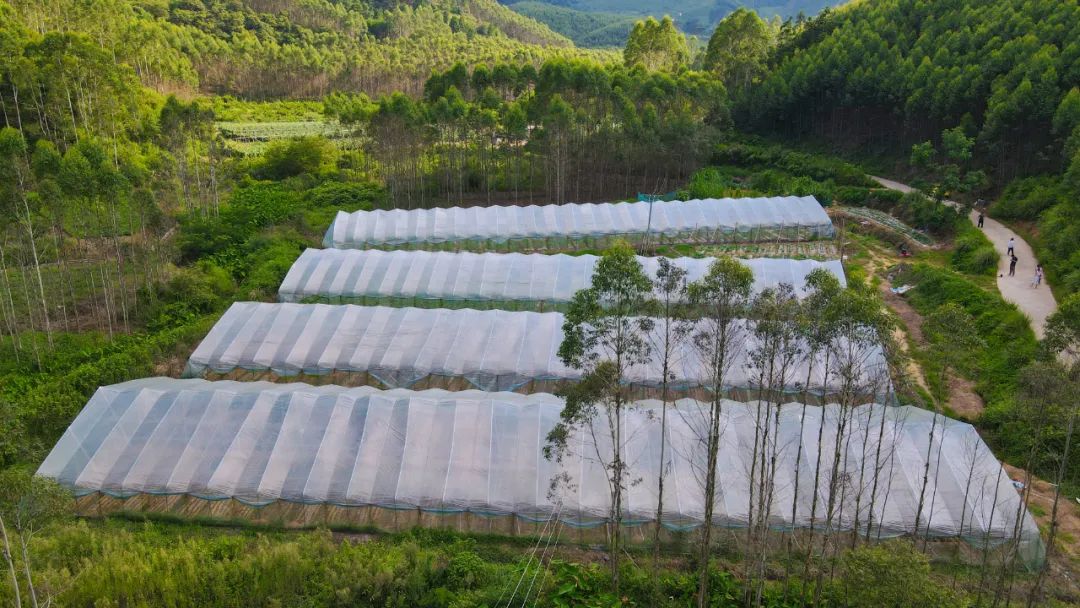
[950,220,999,278]
[900,263,1038,406]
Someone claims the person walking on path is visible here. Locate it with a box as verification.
[1033,264,1043,288]
[1009,254,1018,277]
[1007,237,1015,257]
[978,211,985,228]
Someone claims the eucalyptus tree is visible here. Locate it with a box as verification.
[544,241,653,594]
[811,282,890,604]
[744,283,803,607]
[790,269,843,596]
[624,16,689,73]
[704,8,772,94]
[645,257,691,603]
[684,257,753,608]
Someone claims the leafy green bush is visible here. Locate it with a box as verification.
[950,224,999,276]
[683,167,741,199]
[711,142,875,187]
[145,262,235,331]
[830,541,962,607]
[308,181,383,209]
[989,174,1067,221]
[832,186,904,208]
[254,136,339,180]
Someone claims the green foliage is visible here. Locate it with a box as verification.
[506,2,635,48]
[710,142,874,187]
[506,0,832,37]
[211,97,325,122]
[923,302,985,400]
[991,175,1070,220]
[746,0,1080,180]
[831,541,961,608]
[8,0,614,101]
[145,263,234,332]
[255,136,339,180]
[546,560,623,607]
[704,8,771,93]
[1045,292,1080,359]
[177,178,378,281]
[950,223,999,276]
[308,181,386,210]
[903,264,1038,406]
[0,467,71,530]
[624,16,689,72]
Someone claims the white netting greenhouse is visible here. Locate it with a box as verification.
[278,249,847,308]
[38,378,1044,568]
[184,302,889,399]
[322,197,834,251]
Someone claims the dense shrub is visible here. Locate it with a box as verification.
[178,179,380,278]
[830,541,961,607]
[950,224,999,276]
[308,181,383,209]
[832,185,904,208]
[144,262,235,331]
[255,136,339,180]
[711,142,875,187]
[989,175,1067,221]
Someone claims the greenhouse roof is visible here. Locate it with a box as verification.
[38,378,1042,567]
[184,303,887,395]
[278,249,846,305]
[322,197,834,249]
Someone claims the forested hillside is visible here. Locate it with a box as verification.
[503,0,837,37]
[3,0,613,99]
[502,1,635,47]
[742,0,1080,292]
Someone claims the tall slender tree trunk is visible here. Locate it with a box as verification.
[17,171,53,348]
[0,516,21,608]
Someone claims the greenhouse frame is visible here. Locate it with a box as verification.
[278,248,847,309]
[38,378,1044,569]
[322,197,834,251]
[184,302,889,400]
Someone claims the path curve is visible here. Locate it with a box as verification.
[870,176,1057,339]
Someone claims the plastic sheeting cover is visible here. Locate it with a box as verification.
[278,249,847,305]
[323,197,834,249]
[37,378,1044,568]
[184,302,888,395]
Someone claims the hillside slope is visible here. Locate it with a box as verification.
[503,0,838,36]
[506,1,635,47]
[3,0,613,98]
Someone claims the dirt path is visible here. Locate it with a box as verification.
[870,176,1058,338]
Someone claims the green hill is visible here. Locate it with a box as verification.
[4,0,615,99]
[506,1,636,47]
[503,0,839,37]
